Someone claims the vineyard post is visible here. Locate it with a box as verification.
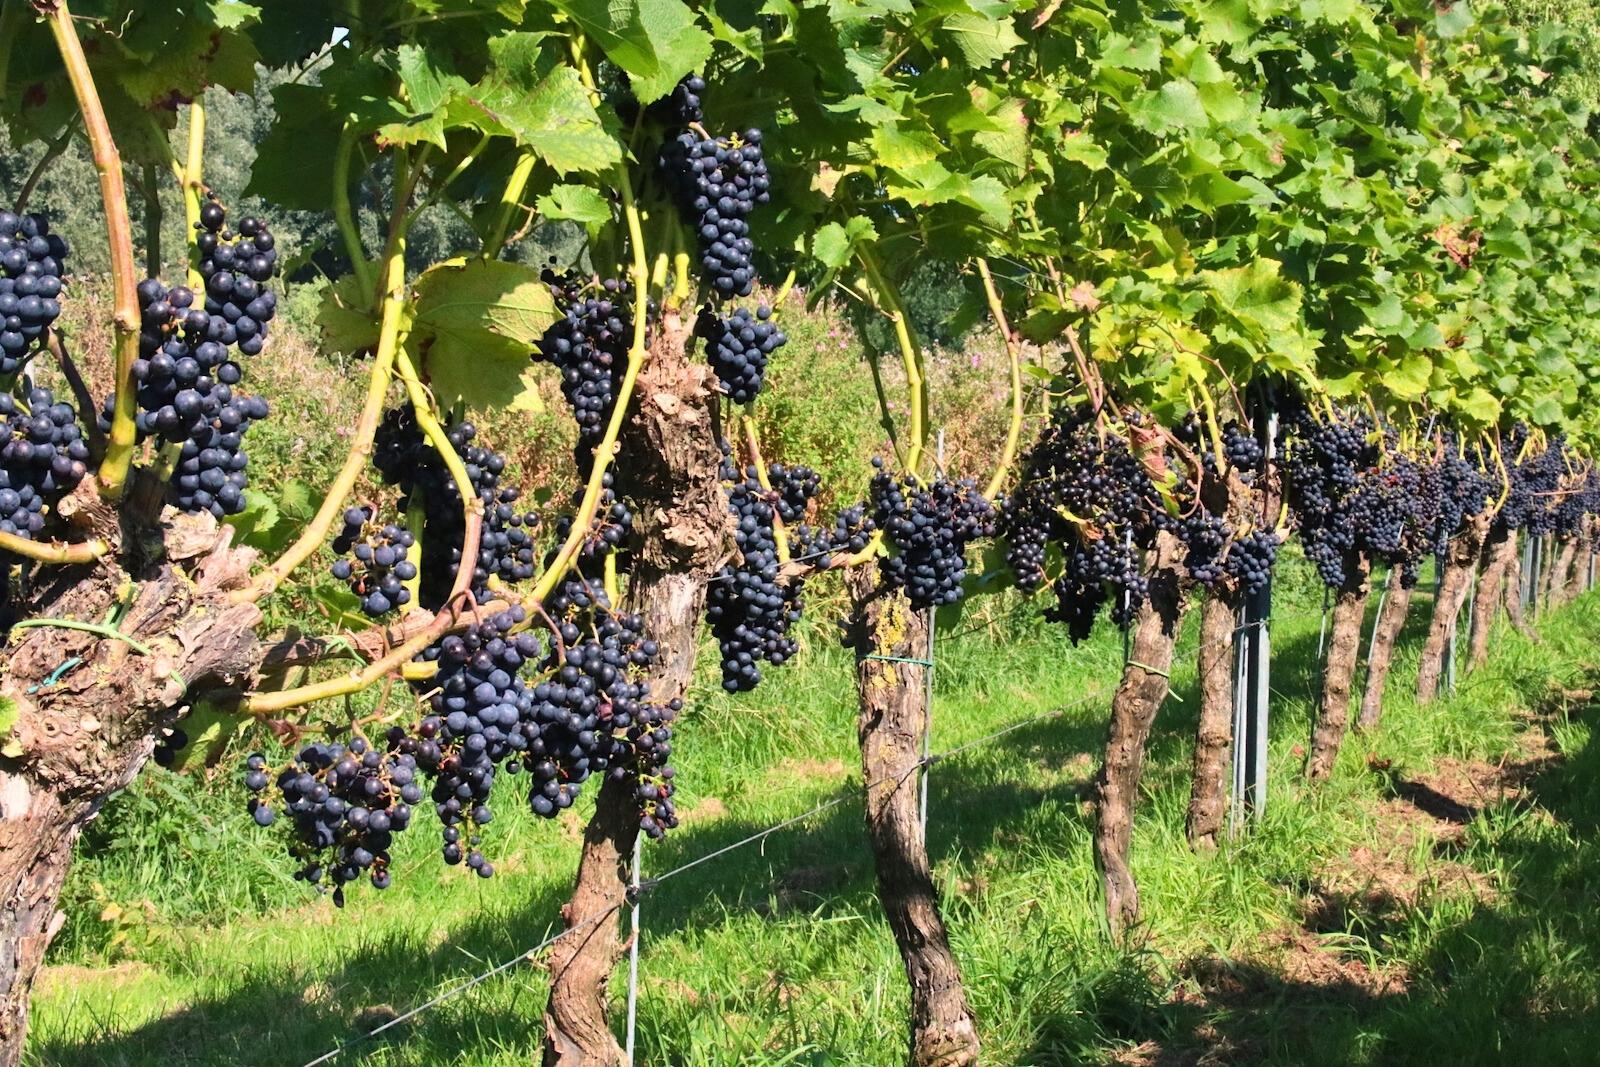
[1229,406,1276,829]
[1230,568,1271,828]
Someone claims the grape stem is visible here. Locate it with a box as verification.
[45,329,105,456]
[15,125,73,214]
[333,127,376,301]
[741,416,791,564]
[244,591,478,714]
[484,151,536,260]
[857,245,927,478]
[975,257,1023,501]
[167,98,206,290]
[0,531,108,564]
[530,44,651,606]
[406,132,489,231]
[237,242,408,603]
[392,342,485,603]
[41,0,141,500]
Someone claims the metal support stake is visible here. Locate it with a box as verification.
[624,832,642,1065]
[918,430,944,834]
[1230,406,1275,831]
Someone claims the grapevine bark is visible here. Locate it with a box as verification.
[542,309,728,1067]
[0,485,262,1066]
[1468,521,1514,669]
[1094,529,1186,937]
[1549,535,1581,607]
[1502,530,1536,638]
[1356,568,1413,733]
[1416,513,1489,704]
[847,566,980,1067]
[1185,591,1237,852]
[1305,554,1369,782]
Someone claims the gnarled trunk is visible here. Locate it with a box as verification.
[847,566,979,1067]
[1185,591,1237,852]
[1468,521,1513,670]
[1549,536,1581,607]
[1305,554,1370,782]
[0,495,261,1066]
[1502,530,1537,638]
[542,309,728,1067]
[1094,530,1186,937]
[1416,513,1489,704]
[1356,568,1414,733]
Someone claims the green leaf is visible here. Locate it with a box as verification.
[411,259,558,413]
[457,65,621,175]
[1130,80,1209,131]
[871,126,944,170]
[941,11,1024,69]
[551,0,714,103]
[537,184,613,225]
[812,217,879,271]
[316,272,383,357]
[1202,259,1302,337]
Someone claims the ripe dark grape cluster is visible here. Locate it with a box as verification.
[1227,528,1280,597]
[534,576,679,837]
[697,305,785,403]
[1282,411,1380,588]
[1001,406,1173,640]
[534,276,632,471]
[551,474,633,570]
[705,454,809,692]
[1222,421,1264,479]
[372,407,539,607]
[0,210,68,375]
[243,738,421,903]
[0,387,89,539]
[794,501,875,565]
[1503,427,1566,535]
[102,202,278,517]
[196,201,278,356]
[871,461,995,611]
[660,129,770,297]
[413,608,545,876]
[331,506,418,617]
[648,73,706,126]
[168,393,269,518]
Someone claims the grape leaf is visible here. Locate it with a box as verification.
[410,259,557,413]
[551,0,714,103]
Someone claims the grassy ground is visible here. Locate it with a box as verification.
[25,559,1600,1066]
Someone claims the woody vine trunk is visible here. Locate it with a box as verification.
[1549,535,1581,607]
[1468,520,1514,670]
[1305,553,1370,782]
[1185,591,1237,852]
[1502,530,1536,638]
[1416,513,1489,704]
[1356,568,1413,733]
[542,311,728,1067]
[0,484,263,1066]
[1094,529,1187,937]
[846,565,980,1067]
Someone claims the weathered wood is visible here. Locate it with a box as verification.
[1094,530,1187,936]
[1305,553,1370,782]
[0,490,261,1066]
[847,566,979,1067]
[542,309,729,1067]
[1416,513,1489,704]
[1356,568,1414,732]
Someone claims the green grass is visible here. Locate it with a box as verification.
[27,566,1600,1067]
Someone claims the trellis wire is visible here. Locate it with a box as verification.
[300,605,1329,1066]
